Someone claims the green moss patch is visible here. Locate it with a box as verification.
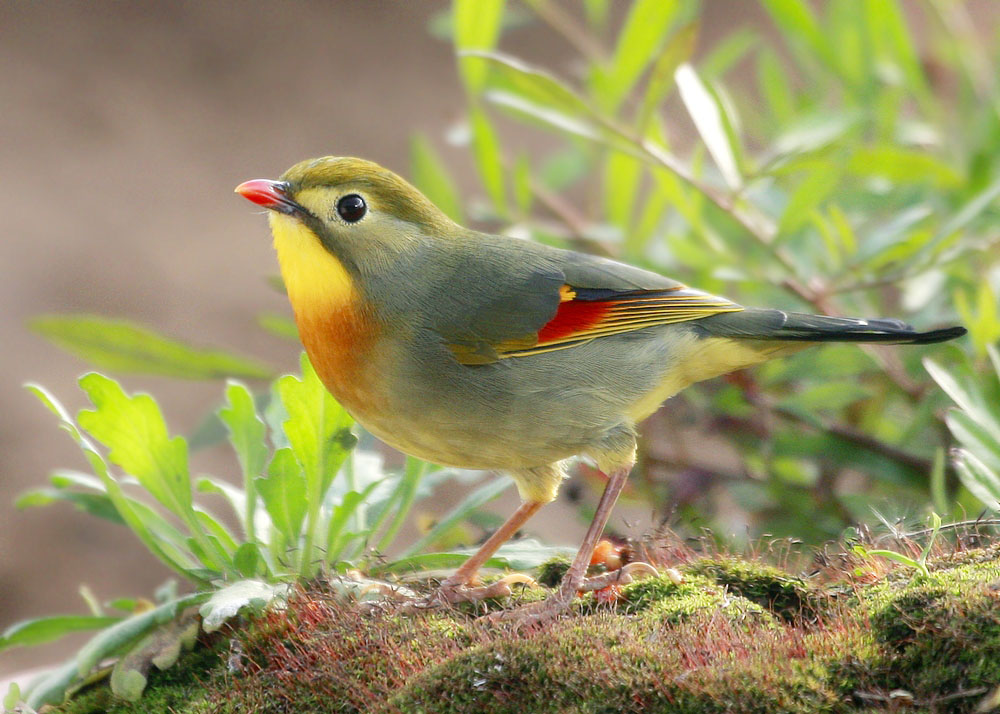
[50,544,1000,714]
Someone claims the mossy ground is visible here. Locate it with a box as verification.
[51,540,1000,714]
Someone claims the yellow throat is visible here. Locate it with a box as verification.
[269,212,355,315]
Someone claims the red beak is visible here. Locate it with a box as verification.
[235,179,305,215]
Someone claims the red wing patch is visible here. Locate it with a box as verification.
[537,299,613,343]
[499,284,743,359]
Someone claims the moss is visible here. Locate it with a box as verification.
[55,638,225,714]
[684,556,826,621]
[860,557,1000,703]
[535,555,571,588]
[47,544,1000,713]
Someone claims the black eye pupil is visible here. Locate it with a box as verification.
[337,194,366,222]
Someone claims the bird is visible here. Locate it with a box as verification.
[236,156,965,621]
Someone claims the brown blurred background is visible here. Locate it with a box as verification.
[12,0,985,678]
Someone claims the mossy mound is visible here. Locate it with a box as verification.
[50,544,1000,714]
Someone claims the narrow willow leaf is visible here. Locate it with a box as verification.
[847,146,962,189]
[756,47,795,125]
[778,162,842,236]
[469,106,508,216]
[602,150,643,232]
[592,0,682,112]
[863,0,928,100]
[326,483,382,562]
[935,176,1000,242]
[30,315,272,380]
[0,615,121,651]
[778,382,871,413]
[512,153,533,216]
[256,312,299,341]
[461,50,593,122]
[398,475,513,559]
[453,0,505,94]
[760,0,831,71]
[410,134,464,222]
[700,28,757,79]
[675,63,742,190]
[635,22,698,132]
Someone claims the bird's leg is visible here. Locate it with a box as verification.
[489,463,656,624]
[425,500,543,605]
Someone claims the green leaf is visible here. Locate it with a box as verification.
[16,479,123,525]
[954,449,1000,511]
[635,22,698,132]
[947,409,1000,474]
[382,539,574,575]
[469,106,508,216]
[847,146,962,189]
[109,614,199,702]
[761,0,831,71]
[592,0,683,112]
[0,615,121,651]
[512,153,534,216]
[411,134,464,222]
[278,353,354,577]
[199,580,290,633]
[926,358,1000,443]
[463,50,593,125]
[77,373,192,519]
[675,63,742,190]
[256,448,307,546]
[256,312,299,341]
[278,355,354,499]
[602,150,643,231]
[75,593,207,677]
[954,282,1000,358]
[233,542,263,578]
[453,0,505,94]
[778,163,843,235]
[756,47,795,125]
[397,475,513,560]
[325,482,382,561]
[219,381,268,539]
[30,315,272,380]
[862,0,928,100]
[778,381,871,414]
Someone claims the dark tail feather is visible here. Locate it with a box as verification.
[699,308,967,345]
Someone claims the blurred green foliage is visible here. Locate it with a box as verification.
[414,0,999,543]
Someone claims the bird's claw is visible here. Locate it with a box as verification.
[483,561,663,626]
[403,573,537,613]
[576,561,661,592]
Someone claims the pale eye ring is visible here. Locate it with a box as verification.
[336,194,367,223]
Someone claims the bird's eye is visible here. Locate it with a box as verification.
[336,194,367,223]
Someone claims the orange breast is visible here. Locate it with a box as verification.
[295,303,386,419]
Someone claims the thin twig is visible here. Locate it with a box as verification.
[520,0,609,64]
